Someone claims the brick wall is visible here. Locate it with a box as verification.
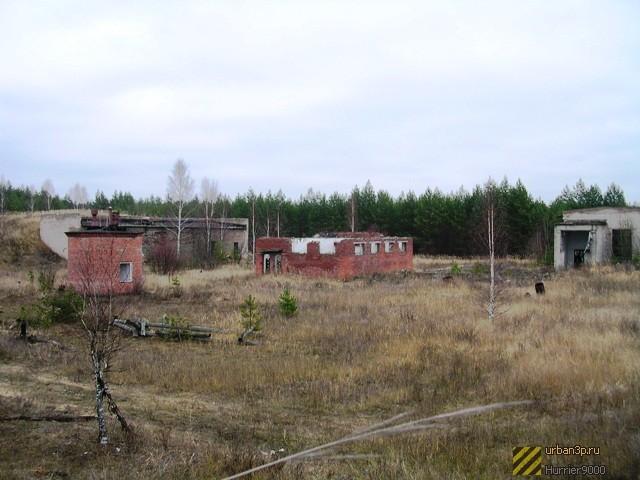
[66,232,144,295]
[256,236,413,280]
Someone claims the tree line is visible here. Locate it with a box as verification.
[0,172,628,261]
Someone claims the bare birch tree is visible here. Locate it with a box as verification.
[42,179,55,210]
[349,191,358,232]
[478,180,505,321]
[248,188,257,262]
[486,198,497,320]
[75,241,132,445]
[68,183,89,209]
[275,189,285,238]
[27,184,37,213]
[200,177,219,256]
[167,159,195,259]
[0,175,8,215]
[219,194,230,241]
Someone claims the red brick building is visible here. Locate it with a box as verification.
[255,233,413,280]
[66,230,144,295]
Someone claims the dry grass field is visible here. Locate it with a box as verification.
[0,216,639,478]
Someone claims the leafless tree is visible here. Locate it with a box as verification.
[219,194,230,241]
[167,159,195,259]
[27,184,37,213]
[68,183,89,209]
[200,177,219,256]
[275,189,285,238]
[349,191,357,233]
[477,180,506,321]
[248,188,257,262]
[75,240,132,445]
[42,179,55,210]
[0,175,8,215]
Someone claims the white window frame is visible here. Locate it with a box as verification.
[354,242,365,256]
[119,262,133,283]
[399,241,407,253]
[371,242,380,254]
[385,241,394,253]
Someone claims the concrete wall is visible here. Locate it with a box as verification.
[554,208,640,270]
[40,212,82,259]
[66,232,144,295]
[565,208,640,257]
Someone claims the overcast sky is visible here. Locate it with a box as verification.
[1,1,639,202]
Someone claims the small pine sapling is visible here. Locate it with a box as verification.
[239,295,262,344]
[278,287,298,317]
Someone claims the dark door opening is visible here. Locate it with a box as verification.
[262,250,282,274]
[574,249,585,267]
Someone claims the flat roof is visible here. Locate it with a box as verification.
[65,230,144,237]
[565,206,640,213]
[557,220,607,226]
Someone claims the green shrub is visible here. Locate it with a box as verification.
[170,276,183,298]
[17,269,83,330]
[42,287,83,324]
[278,288,298,317]
[450,262,462,275]
[240,295,262,338]
[17,304,51,329]
[37,268,56,294]
[159,314,192,341]
[212,242,229,265]
[632,254,640,269]
[472,262,489,275]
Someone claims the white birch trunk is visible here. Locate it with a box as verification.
[177,202,183,258]
[251,199,256,262]
[93,355,108,445]
[488,204,496,321]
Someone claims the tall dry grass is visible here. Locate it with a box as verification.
[1,263,639,478]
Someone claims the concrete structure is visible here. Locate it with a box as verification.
[40,212,82,259]
[554,207,640,270]
[40,209,249,263]
[66,230,144,295]
[255,232,413,280]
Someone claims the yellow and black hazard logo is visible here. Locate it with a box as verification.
[513,446,542,476]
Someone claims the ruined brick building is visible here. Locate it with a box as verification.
[66,228,144,295]
[255,232,413,280]
[554,207,640,269]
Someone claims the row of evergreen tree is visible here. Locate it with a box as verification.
[0,177,628,260]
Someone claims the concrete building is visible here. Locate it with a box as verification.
[255,232,413,280]
[554,207,640,270]
[41,209,249,263]
[66,229,144,295]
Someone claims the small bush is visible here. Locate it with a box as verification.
[212,242,229,265]
[159,314,192,341]
[37,267,56,293]
[170,276,183,298]
[150,237,179,274]
[278,288,298,317]
[472,262,489,275]
[42,286,83,324]
[239,295,262,343]
[450,262,462,275]
[18,304,51,329]
[17,269,82,330]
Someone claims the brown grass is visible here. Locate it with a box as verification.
[1,247,639,477]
